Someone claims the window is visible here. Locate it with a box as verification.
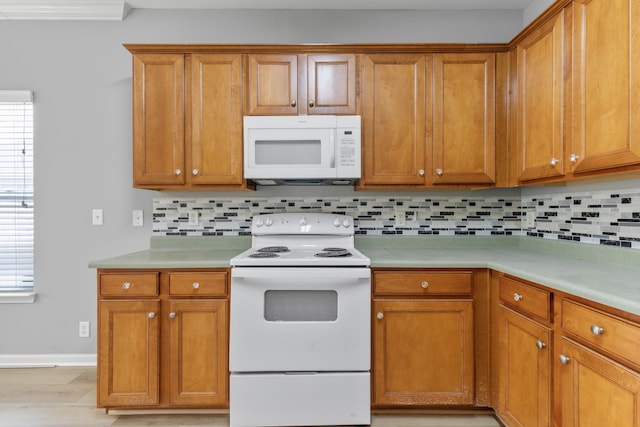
[0,90,34,299]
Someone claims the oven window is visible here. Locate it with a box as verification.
[255,140,321,165]
[264,290,337,322]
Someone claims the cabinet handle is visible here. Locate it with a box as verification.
[309,99,315,107]
[418,169,425,176]
[559,354,571,364]
[291,99,297,107]
[570,154,580,163]
[192,282,200,289]
[550,158,559,166]
[192,168,199,176]
[377,312,384,320]
[436,168,443,176]
[590,325,605,336]
[513,293,523,302]
[122,282,131,290]
[169,312,176,319]
[175,169,182,176]
[148,312,156,319]
[536,340,547,350]
[421,281,429,289]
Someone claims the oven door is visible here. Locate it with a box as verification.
[229,267,370,372]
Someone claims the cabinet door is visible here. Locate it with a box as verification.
[246,54,298,115]
[132,53,185,186]
[433,53,495,185]
[497,306,551,427]
[570,0,640,174]
[168,299,228,406]
[190,53,243,185]
[306,54,357,115]
[98,299,160,407]
[560,338,640,427]
[517,10,565,182]
[362,54,430,186]
[372,299,474,405]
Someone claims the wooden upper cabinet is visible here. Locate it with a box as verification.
[517,9,566,183]
[433,53,496,185]
[133,53,185,186]
[246,53,357,115]
[569,0,640,174]
[190,53,243,185]
[361,54,430,187]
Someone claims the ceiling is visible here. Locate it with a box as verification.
[0,0,539,20]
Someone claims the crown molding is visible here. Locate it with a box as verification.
[0,0,131,21]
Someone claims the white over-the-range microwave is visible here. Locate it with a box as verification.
[243,115,361,185]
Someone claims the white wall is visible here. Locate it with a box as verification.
[0,9,523,357]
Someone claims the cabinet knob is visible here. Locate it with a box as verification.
[122,282,131,290]
[421,281,429,289]
[148,312,156,319]
[513,293,523,302]
[559,354,571,364]
[291,99,297,107]
[192,282,200,289]
[550,158,559,166]
[309,99,315,107]
[192,168,199,176]
[570,154,580,163]
[377,312,384,320]
[175,169,182,176]
[436,168,443,176]
[418,169,425,176]
[536,340,547,350]
[590,325,605,336]
[169,312,176,319]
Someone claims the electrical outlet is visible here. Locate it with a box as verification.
[79,321,90,338]
[92,209,103,226]
[188,210,199,226]
[395,209,406,227]
[525,211,535,229]
[132,210,144,227]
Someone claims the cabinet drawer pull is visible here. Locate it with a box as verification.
[169,312,176,319]
[175,169,181,176]
[559,354,571,364]
[148,312,156,319]
[192,282,200,289]
[421,281,429,289]
[536,340,546,350]
[309,99,315,107]
[436,168,443,176]
[590,325,605,336]
[418,169,425,176]
[570,153,580,163]
[513,293,523,302]
[291,99,297,107]
[192,168,199,176]
[550,157,559,166]
[122,282,131,290]
[377,312,384,320]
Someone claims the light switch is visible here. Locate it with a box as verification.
[133,210,144,227]
[92,209,103,226]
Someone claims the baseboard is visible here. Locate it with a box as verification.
[0,354,97,368]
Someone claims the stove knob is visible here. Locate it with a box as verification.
[333,217,342,227]
[264,217,273,227]
[342,218,351,227]
[255,218,264,227]
[299,217,308,226]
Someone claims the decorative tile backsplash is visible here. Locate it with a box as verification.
[153,184,640,249]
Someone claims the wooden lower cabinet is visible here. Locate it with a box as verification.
[372,299,475,406]
[559,338,640,427]
[497,306,551,427]
[97,269,229,409]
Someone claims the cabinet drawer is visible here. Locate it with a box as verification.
[100,273,159,296]
[169,272,227,296]
[499,276,551,322]
[373,271,472,296]
[562,299,640,367]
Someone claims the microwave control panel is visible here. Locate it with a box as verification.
[336,117,362,178]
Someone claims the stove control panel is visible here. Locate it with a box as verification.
[252,213,355,235]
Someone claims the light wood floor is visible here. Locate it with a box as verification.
[0,367,501,427]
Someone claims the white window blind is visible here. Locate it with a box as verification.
[0,90,34,291]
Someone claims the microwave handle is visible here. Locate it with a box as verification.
[330,131,335,168]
